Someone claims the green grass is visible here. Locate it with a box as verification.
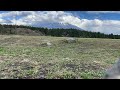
[0,35,120,79]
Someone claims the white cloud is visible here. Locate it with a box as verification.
[0,18,12,24]
[79,19,120,34]
[0,11,36,18]
[0,11,120,35]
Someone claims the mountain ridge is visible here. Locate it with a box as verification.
[33,22,84,30]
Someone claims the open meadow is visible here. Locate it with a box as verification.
[0,35,120,79]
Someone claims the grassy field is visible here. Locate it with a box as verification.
[0,35,120,79]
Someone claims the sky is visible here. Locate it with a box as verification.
[0,11,120,35]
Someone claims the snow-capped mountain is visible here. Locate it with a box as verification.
[33,22,83,30]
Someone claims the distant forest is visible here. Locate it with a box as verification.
[0,24,120,39]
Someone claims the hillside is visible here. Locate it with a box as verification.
[0,25,44,36]
[1,24,120,39]
[0,35,120,79]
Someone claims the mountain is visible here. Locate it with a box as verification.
[33,22,83,30]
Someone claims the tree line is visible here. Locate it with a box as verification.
[0,24,120,39]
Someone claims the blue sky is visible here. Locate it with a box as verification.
[0,11,120,35]
[66,11,120,20]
